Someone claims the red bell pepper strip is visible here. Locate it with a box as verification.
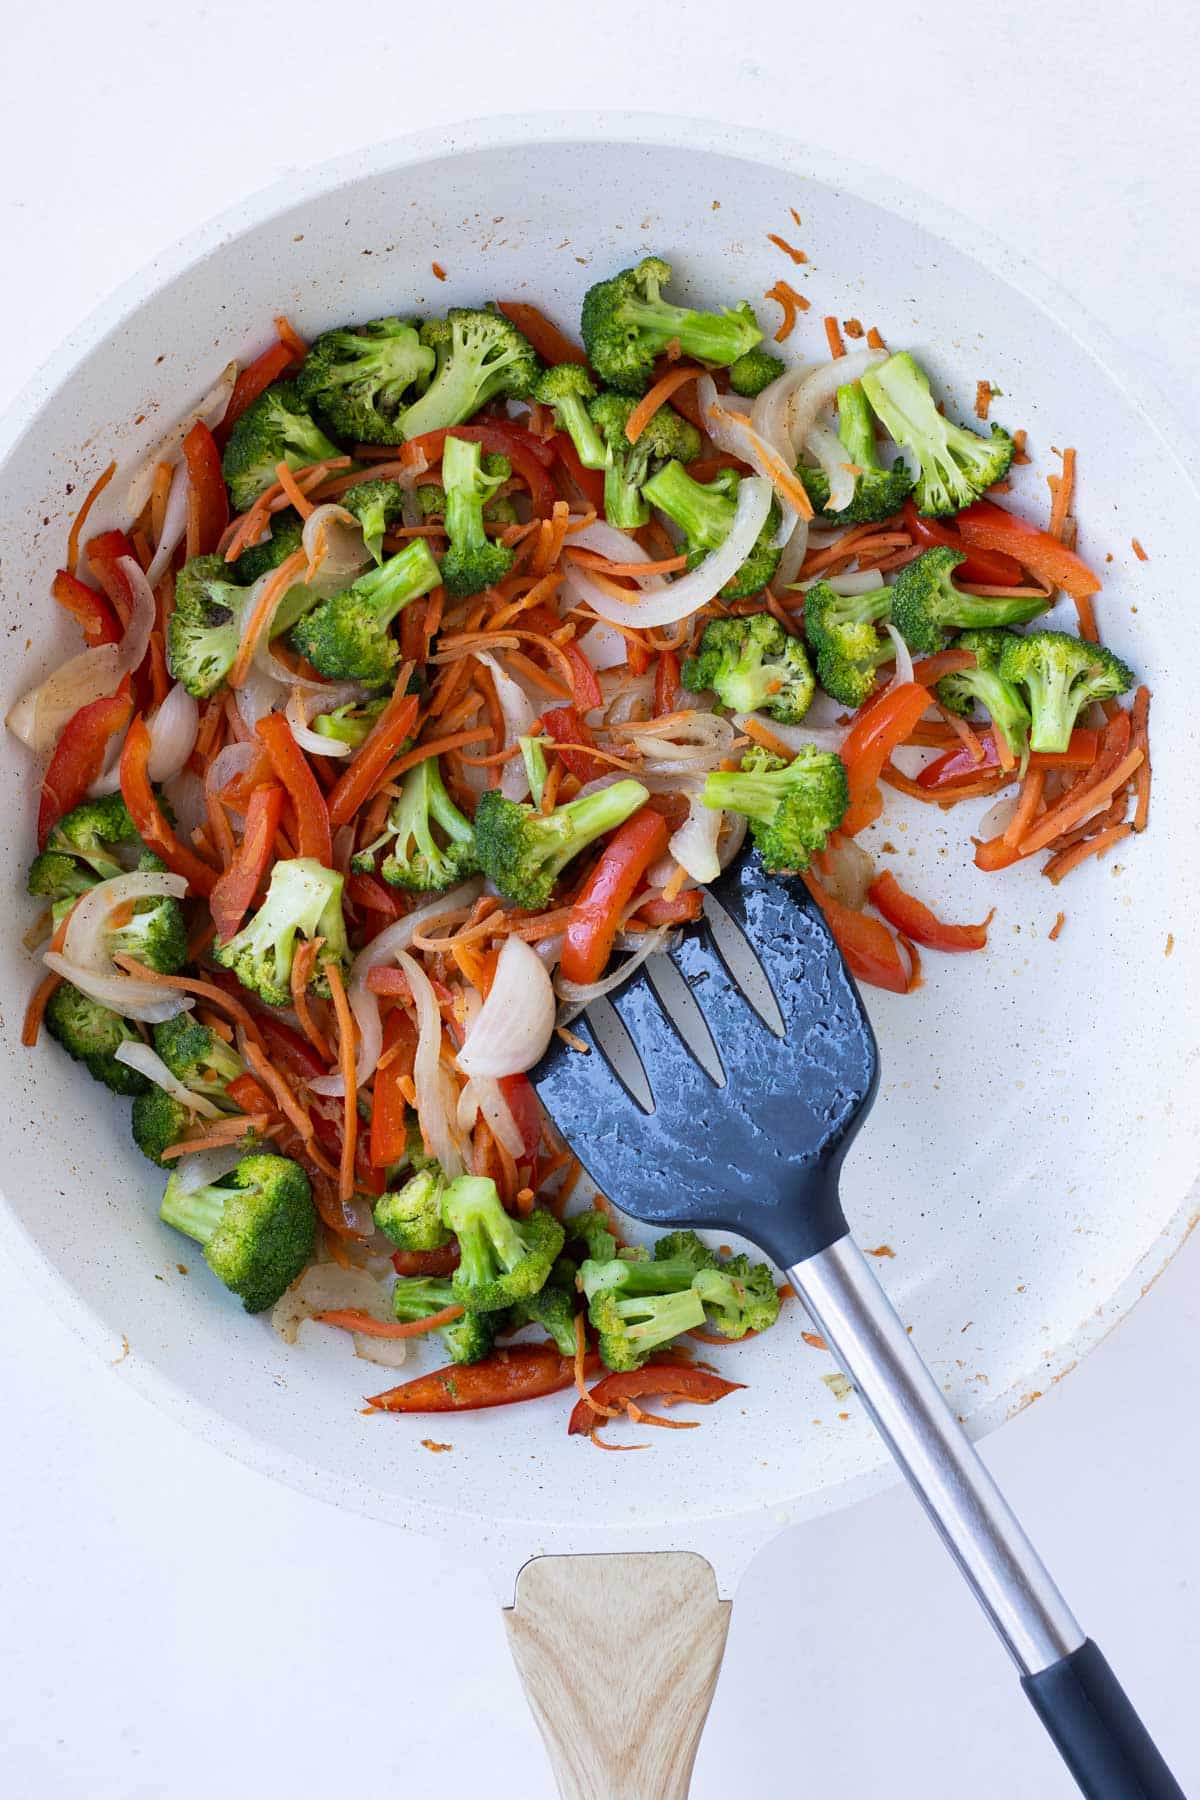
[393,1245,460,1278]
[567,1363,745,1435]
[326,691,419,829]
[226,1072,274,1115]
[802,872,910,994]
[36,676,134,848]
[902,500,1022,586]
[497,1072,543,1160]
[217,339,301,446]
[181,420,229,556]
[370,1009,418,1169]
[541,704,610,785]
[497,302,589,368]
[401,424,558,519]
[366,1343,597,1413]
[51,570,122,648]
[917,727,1099,791]
[838,681,932,835]
[552,430,606,513]
[560,640,603,713]
[119,712,217,895]
[868,870,992,953]
[209,782,285,943]
[654,649,682,716]
[954,500,1100,599]
[345,871,405,921]
[561,808,670,985]
[635,890,703,925]
[255,712,333,865]
[85,529,139,626]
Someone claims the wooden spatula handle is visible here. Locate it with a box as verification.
[505,1552,730,1799]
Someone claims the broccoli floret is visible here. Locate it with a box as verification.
[802,579,895,708]
[589,393,702,530]
[213,856,350,1007]
[652,1229,717,1272]
[392,1275,496,1364]
[581,256,763,394]
[506,1280,579,1357]
[130,1089,192,1168]
[221,381,340,513]
[290,538,441,682]
[564,1208,618,1264]
[474,779,649,911]
[233,512,305,584]
[332,479,408,564]
[354,753,478,891]
[935,628,1032,763]
[311,695,388,749]
[152,1015,245,1095]
[890,546,1052,654]
[681,614,814,724]
[798,381,916,525]
[108,890,188,975]
[441,1176,564,1313]
[160,1152,315,1313]
[43,981,150,1095]
[167,554,247,699]
[579,1253,707,1372]
[702,743,849,873]
[693,1254,781,1339]
[728,348,786,398]
[398,309,541,440]
[374,1168,452,1251]
[642,462,782,600]
[860,353,1014,518]
[418,456,516,524]
[999,630,1134,755]
[28,793,140,907]
[28,850,98,908]
[297,318,436,444]
[533,364,606,469]
[439,434,515,597]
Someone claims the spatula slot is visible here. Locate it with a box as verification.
[584,996,655,1115]
[701,892,786,1039]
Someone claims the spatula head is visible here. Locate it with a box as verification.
[532,853,880,1268]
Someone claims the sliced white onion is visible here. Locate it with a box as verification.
[794,568,887,595]
[555,924,674,1005]
[285,687,352,759]
[125,363,238,514]
[7,555,155,755]
[399,950,464,1177]
[43,953,192,1023]
[309,880,484,1097]
[750,359,807,458]
[718,811,749,869]
[162,768,207,844]
[883,624,914,690]
[775,516,811,591]
[204,741,259,825]
[457,935,556,1077]
[698,376,812,541]
[566,521,666,569]
[172,1143,249,1194]
[271,1261,397,1347]
[300,504,370,593]
[787,349,889,456]
[576,622,629,673]
[808,417,858,515]
[63,869,188,971]
[564,477,772,630]
[732,711,847,755]
[147,683,199,783]
[144,461,190,588]
[619,711,735,774]
[234,661,280,734]
[669,793,722,884]
[819,836,876,911]
[473,651,537,801]
[457,1075,525,1159]
[113,1042,223,1118]
[977,794,1020,839]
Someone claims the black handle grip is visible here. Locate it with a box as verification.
[1022,1641,1185,1798]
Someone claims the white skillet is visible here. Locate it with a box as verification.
[1,115,1197,1793]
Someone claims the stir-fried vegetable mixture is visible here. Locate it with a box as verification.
[10,252,1151,1444]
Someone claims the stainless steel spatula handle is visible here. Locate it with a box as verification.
[790,1235,1184,1799]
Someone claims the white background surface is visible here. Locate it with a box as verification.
[3,3,1198,1794]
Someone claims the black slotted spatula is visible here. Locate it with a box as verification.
[533,851,1182,1800]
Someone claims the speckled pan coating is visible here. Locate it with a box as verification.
[1,114,1197,1600]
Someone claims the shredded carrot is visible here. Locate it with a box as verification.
[767,232,807,265]
[318,1305,464,1338]
[1047,447,1076,541]
[430,262,447,283]
[290,938,333,1063]
[566,548,689,578]
[1012,429,1030,464]
[160,1115,271,1159]
[325,961,358,1204]
[975,381,992,420]
[866,326,887,350]
[1019,749,1143,856]
[824,316,847,358]
[843,318,864,339]
[228,550,308,688]
[380,727,492,789]
[1131,686,1152,832]
[1044,821,1133,885]
[67,461,116,575]
[241,1036,314,1142]
[624,367,703,445]
[22,969,63,1047]
[1004,767,1045,848]
[274,460,315,519]
[626,1401,700,1430]
[1049,911,1066,940]
[1132,537,1148,561]
[763,278,808,342]
[936,705,986,765]
[274,315,309,360]
[111,958,268,1044]
[574,1313,619,1418]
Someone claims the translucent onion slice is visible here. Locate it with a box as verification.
[787,348,888,456]
[457,935,556,1077]
[733,711,846,756]
[807,417,858,515]
[172,1143,248,1194]
[399,950,464,1177]
[884,623,914,689]
[7,555,155,755]
[697,375,811,541]
[668,792,722,884]
[457,1076,525,1159]
[555,924,674,1005]
[144,460,191,588]
[46,869,194,1020]
[300,504,371,594]
[43,953,192,1023]
[147,683,199,783]
[473,651,537,801]
[113,1042,223,1118]
[125,362,237,515]
[285,687,352,760]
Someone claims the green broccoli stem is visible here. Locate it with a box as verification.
[519,735,548,808]
[836,382,884,473]
[642,459,732,551]
[446,1176,526,1286]
[159,1181,227,1247]
[542,780,650,877]
[622,295,755,365]
[966,670,1030,758]
[443,435,495,556]
[354,539,442,631]
[426,757,474,847]
[622,1288,707,1350]
[701,766,784,825]
[603,455,650,530]
[554,393,608,470]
